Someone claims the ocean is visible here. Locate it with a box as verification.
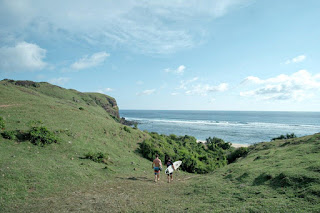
[119,110,320,145]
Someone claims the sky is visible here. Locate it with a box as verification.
[1,0,320,111]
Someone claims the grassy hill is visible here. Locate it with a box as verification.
[1,79,319,212]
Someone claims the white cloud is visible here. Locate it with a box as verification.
[49,77,70,86]
[178,77,199,89]
[240,70,320,101]
[171,92,179,96]
[284,55,306,64]
[186,83,228,96]
[0,0,251,54]
[71,51,110,70]
[136,89,156,96]
[177,77,228,96]
[0,41,47,72]
[165,65,186,74]
[97,88,114,94]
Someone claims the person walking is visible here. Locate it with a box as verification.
[152,154,162,182]
[166,157,175,183]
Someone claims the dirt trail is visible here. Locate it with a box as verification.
[0,104,20,108]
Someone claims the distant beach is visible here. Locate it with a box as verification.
[196,140,249,148]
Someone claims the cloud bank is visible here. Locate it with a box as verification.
[97,88,114,94]
[71,52,110,70]
[137,89,156,96]
[0,41,47,72]
[49,77,70,86]
[284,55,306,64]
[177,77,228,96]
[240,70,320,101]
[0,0,251,54]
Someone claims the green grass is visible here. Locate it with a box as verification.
[0,79,319,212]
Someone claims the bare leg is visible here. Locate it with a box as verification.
[154,174,157,182]
[167,175,170,183]
[157,173,160,181]
[171,174,173,181]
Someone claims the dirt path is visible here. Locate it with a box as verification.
[16,172,197,212]
[0,104,20,108]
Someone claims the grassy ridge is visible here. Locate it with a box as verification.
[1,80,320,212]
[184,134,320,212]
[0,80,150,210]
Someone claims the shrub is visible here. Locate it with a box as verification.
[28,126,59,146]
[139,133,227,174]
[206,137,232,150]
[227,147,249,163]
[79,107,84,110]
[15,80,40,88]
[1,130,16,140]
[84,152,108,164]
[0,116,5,129]
[133,123,138,129]
[124,126,131,133]
[271,133,297,141]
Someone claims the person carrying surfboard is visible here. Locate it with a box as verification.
[152,154,162,182]
[166,157,175,183]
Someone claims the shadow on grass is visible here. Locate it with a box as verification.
[253,173,273,186]
[117,176,153,182]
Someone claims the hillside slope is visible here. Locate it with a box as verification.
[0,79,150,210]
[1,79,319,212]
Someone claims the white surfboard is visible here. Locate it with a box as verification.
[165,161,182,174]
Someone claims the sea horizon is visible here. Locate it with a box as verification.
[121,109,320,113]
[120,110,320,145]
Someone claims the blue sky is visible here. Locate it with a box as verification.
[1,0,320,111]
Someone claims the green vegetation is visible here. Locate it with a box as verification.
[0,79,319,212]
[227,147,248,163]
[123,125,131,133]
[0,116,5,129]
[139,133,229,173]
[1,130,16,140]
[0,119,59,146]
[84,152,109,164]
[271,133,297,141]
[206,136,232,150]
[28,126,59,146]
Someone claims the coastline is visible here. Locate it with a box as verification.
[196,140,249,148]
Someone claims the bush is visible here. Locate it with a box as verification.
[139,133,227,174]
[124,126,131,133]
[227,147,249,163]
[133,123,138,129]
[206,137,232,150]
[271,133,297,141]
[0,116,5,129]
[84,152,108,164]
[1,130,16,140]
[28,126,59,146]
[79,107,84,110]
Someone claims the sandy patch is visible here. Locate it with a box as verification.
[196,140,249,148]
